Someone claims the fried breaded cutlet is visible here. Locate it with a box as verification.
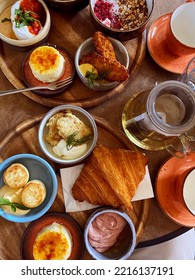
[80,51,129,82]
[45,111,92,147]
[92,31,118,62]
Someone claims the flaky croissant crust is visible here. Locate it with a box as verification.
[72,145,147,210]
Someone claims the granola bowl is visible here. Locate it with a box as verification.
[90,0,154,41]
[0,0,51,51]
[38,105,98,165]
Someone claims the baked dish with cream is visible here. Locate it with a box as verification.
[29,45,65,83]
[33,222,73,260]
[45,110,92,160]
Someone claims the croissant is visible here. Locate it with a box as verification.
[72,145,147,209]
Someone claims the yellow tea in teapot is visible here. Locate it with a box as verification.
[122,81,195,152]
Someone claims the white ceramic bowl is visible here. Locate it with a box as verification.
[75,36,129,91]
[0,0,51,51]
[0,154,58,223]
[84,207,136,260]
[38,105,98,165]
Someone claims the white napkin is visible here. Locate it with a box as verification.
[60,164,154,212]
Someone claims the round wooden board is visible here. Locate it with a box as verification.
[0,115,149,260]
[0,6,146,108]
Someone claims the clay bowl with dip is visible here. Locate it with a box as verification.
[38,105,98,165]
[22,43,75,97]
[0,0,51,51]
[0,154,58,223]
[89,0,154,41]
[75,33,130,91]
[84,207,136,260]
[45,0,89,12]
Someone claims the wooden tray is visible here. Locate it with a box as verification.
[0,115,149,260]
[0,6,146,109]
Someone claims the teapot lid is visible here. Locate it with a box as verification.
[147,81,195,135]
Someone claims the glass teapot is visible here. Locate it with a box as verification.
[122,80,195,158]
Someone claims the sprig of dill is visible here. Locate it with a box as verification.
[85,70,109,90]
[66,132,92,150]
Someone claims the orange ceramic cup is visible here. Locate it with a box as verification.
[165,0,195,56]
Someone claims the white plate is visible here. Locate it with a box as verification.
[183,169,195,215]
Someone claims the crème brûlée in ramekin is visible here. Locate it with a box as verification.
[33,222,73,260]
[29,45,65,83]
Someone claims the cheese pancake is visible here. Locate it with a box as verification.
[3,163,29,189]
[29,46,65,83]
[21,179,46,208]
[33,222,72,260]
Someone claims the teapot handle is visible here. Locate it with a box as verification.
[165,135,191,158]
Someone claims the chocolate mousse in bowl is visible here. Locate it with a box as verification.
[84,207,136,260]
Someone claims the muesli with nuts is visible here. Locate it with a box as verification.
[94,0,148,30]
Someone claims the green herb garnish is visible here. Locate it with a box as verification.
[14,8,35,28]
[66,132,92,150]
[1,18,11,23]
[85,69,98,89]
[85,70,109,90]
[0,197,30,213]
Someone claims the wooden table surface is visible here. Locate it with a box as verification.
[0,0,194,260]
